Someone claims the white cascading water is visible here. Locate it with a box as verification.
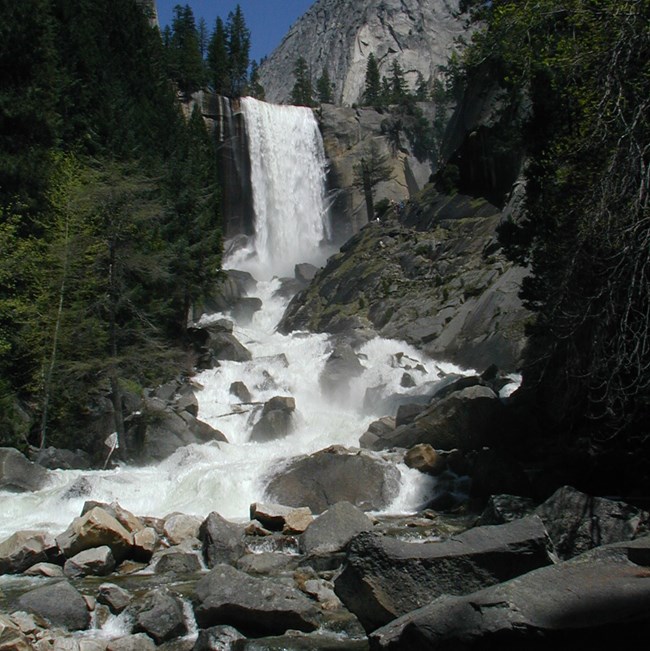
[0,98,472,543]
[227,97,332,279]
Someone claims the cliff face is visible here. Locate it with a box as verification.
[259,0,468,106]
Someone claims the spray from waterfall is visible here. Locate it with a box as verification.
[227,97,332,279]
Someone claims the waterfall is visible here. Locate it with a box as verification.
[229,97,332,279]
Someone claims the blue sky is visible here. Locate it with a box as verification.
[156,1,316,63]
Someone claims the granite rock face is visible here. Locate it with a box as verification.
[259,0,469,106]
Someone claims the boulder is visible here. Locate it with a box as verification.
[476,494,537,526]
[163,513,202,545]
[0,614,32,651]
[199,512,246,568]
[64,546,115,578]
[55,506,134,562]
[535,485,650,560]
[33,447,92,470]
[300,502,374,555]
[359,417,395,449]
[237,551,300,575]
[17,580,90,631]
[176,391,198,417]
[24,562,64,577]
[208,332,252,362]
[0,530,58,574]
[249,396,296,443]
[250,503,313,533]
[229,381,252,403]
[231,296,263,323]
[395,403,424,427]
[193,625,246,651]
[295,263,318,283]
[129,589,187,645]
[193,564,319,636]
[107,634,156,651]
[132,527,158,562]
[364,386,502,452]
[334,515,555,632]
[370,536,650,649]
[319,344,365,400]
[403,444,446,475]
[155,550,202,575]
[97,583,132,615]
[0,447,50,492]
[264,446,401,513]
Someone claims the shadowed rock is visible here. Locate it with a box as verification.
[199,512,246,568]
[18,580,90,631]
[0,447,50,492]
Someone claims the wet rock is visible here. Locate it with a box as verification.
[400,373,416,388]
[107,634,156,651]
[163,514,202,545]
[476,494,537,526]
[208,332,252,362]
[364,386,502,452]
[334,516,554,632]
[56,506,134,562]
[97,583,132,615]
[0,447,50,492]
[0,530,58,574]
[250,396,296,443]
[394,403,424,428]
[129,589,187,644]
[370,536,650,649]
[130,527,158,562]
[0,614,32,651]
[18,580,90,631]
[404,444,446,475]
[237,551,299,575]
[176,392,198,417]
[264,446,401,513]
[64,546,115,578]
[193,625,245,650]
[359,417,395,450]
[300,502,374,555]
[295,263,318,283]
[229,381,252,402]
[24,561,65,577]
[319,344,365,400]
[250,503,313,533]
[199,512,246,568]
[535,485,650,560]
[193,564,319,636]
[231,297,263,323]
[33,447,92,470]
[155,550,202,575]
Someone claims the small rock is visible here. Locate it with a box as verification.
[129,589,187,644]
[97,583,132,615]
[404,444,446,475]
[163,513,202,545]
[229,381,252,403]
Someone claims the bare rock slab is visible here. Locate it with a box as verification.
[193,564,320,636]
[264,446,400,513]
[334,515,554,632]
[370,536,650,649]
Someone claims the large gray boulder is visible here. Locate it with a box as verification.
[0,447,50,492]
[319,344,365,400]
[370,536,650,649]
[63,545,115,578]
[264,446,401,513]
[535,485,649,560]
[362,385,502,452]
[199,512,246,568]
[334,516,554,632]
[208,332,252,362]
[0,530,58,574]
[17,580,90,631]
[300,501,374,555]
[249,396,296,443]
[129,589,187,644]
[193,564,320,636]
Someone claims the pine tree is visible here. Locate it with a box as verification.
[353,140,393,221]
[207,16,229,94]
[249,60,265,100]
[226,4,251,97]
[167,4,205,96]
[290,57,314,106]
[389,59,408,103]
[363,53,381,105]
[415,72,428,100]
[316,67,334,103]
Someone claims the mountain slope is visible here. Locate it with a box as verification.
[259,0,468,106]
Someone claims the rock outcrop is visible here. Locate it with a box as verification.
[259,0,469,106]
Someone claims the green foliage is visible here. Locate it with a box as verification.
[225,4,251,97]
[248,60,265,100]
[165,4,206,95]
[291,57,315,107]
[207,17,229,95]
[363,53,382,106]
[463,0,650,442]
[316,68,334,104]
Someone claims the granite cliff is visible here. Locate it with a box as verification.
[259,0,469,106]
